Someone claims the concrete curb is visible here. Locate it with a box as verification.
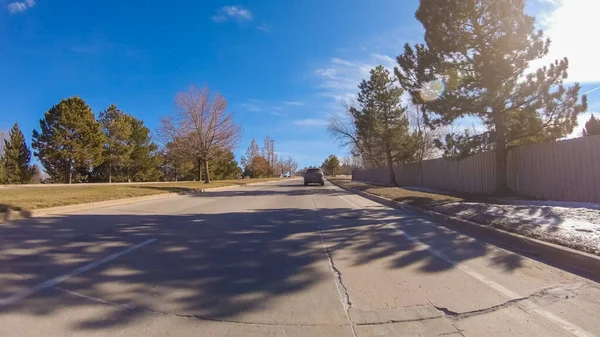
[328,179,600,279]
[0,180,283,223]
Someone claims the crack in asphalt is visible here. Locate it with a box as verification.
[318,231,352,311]
[432,282,589,321]
[312,198,358,337]
[55,286,346,328]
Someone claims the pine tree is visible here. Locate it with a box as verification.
[321,155,340,177]
[396,0,588,193]
[98,105,133,183]
[161,141,195,181]
[350,65,417,185]
[2,123,34,184]
[32,96,104,184]
[123,117,162,182]
[583,115,600,136]
[209,150,242,180]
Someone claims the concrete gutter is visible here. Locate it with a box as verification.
[0,179,282,223]
[328,179,600,280]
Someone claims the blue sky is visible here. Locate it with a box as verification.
[1,0,599,169]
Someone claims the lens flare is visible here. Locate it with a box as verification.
[419,80,446,101]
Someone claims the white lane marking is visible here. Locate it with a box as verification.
[398,228,521,299]
[330,187,361,209]
[0,238,157,306]
[334,192,593,337]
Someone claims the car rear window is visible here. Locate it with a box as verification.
[306,169,322,173]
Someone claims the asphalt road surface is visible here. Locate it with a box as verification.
[1,178,599,336]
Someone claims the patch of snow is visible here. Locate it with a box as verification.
[432,201,600,256]
[499,199,600,211]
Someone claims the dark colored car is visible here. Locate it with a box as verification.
[304,168,325,186]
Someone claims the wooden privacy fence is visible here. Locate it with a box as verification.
[352,135,600,203]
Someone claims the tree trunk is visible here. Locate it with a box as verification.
[197,158,202,182]
[68,161,73,184]
[203,159,210,184]
[108,162,112,183]
[494,113,509,195]
[386,148,397,186]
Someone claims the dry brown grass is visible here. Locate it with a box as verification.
[0,178,281,212]
[327,177,464,208]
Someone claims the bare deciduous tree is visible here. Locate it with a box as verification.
[0,130,7,156]
[160,85,242,183]
[283,156,298,176]
[407,104,445,161]
[262,136,276,177]
[328,109,387,169]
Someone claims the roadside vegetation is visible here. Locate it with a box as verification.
[0,86,300,187]
[328,0,589,195]
[328,177,600,256]
[0,87,300,212]
[0,178,281,212]
[328,177,463,207]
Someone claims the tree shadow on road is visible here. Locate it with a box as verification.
[0,197,581,333]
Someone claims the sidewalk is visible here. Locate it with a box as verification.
[329,178,600,256]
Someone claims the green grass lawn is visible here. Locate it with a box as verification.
[0,178,281,212]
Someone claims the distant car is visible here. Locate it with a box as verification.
[304,168,325,186]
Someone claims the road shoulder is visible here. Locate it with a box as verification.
[327,178,600,280]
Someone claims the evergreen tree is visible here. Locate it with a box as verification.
[583,115,600,136]
[98,105,133,183]
[123,117,162,182]
[321,155,340,177]
[350,65,417,185]
[161,141,195,181]
[209,150,242,180]
[32,96,104,183]
[396,0,587,193]
[2,123,34,184]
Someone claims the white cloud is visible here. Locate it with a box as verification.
[240,99,263,112]
[533,0,600,83]
[331,58,353,66]
[293,119,329,126]
[239,100,293,115]
[371,53,396,68]
[212,5,253,22]
[275,140,342,166]
[7,0,34,14]
[257,23,272,32]
[240,102,262,112]
[316,68,336,78]
[315,53,397,107]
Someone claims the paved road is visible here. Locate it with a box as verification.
[1,179,599,336]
